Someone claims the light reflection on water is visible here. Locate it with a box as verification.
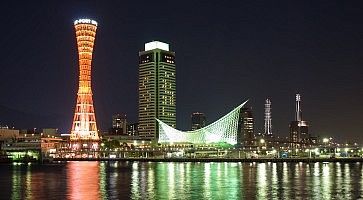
[67,161,101,199]
[0,162,363,199]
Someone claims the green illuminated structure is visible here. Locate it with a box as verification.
[157,101,247,145]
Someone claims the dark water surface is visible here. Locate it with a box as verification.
[0,161,363,199]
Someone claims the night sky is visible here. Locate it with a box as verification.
[0,1,362,143]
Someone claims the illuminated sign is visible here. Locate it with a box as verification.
[74,18,98,26]
[145,41,169,51]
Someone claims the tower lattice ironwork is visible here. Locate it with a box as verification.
[264,98,272,136]
[70,19,99,144]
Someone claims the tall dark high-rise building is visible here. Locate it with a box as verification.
[138,41,176,141]
[238,107,255,147]
[111,114,127,135]
[191,112,206,130]
[290,94,309,150]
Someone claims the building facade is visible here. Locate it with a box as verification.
[127,123,139,136]
[290,94,309,151]
[111,114,127,135]
[42,128,59,137]
[191,112,206,130]
[0,128,19,141]
[238,107,255,147]
[138,41,176,141]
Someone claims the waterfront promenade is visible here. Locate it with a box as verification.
[51,157,363,163]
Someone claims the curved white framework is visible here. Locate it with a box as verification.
[157,101,248,145]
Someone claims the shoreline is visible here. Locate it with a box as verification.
[47,157,363,163]
[4,157,363,164]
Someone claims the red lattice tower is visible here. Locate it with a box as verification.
[70,19,99,147]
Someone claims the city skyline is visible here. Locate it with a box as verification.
[0,1,362,143]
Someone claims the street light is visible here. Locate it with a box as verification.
[260,139,265,144]
[315,148,319,155]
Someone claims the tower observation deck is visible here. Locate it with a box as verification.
[70,19,99,146]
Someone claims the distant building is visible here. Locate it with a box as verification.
[0,125,9,129]
[264,99,273,137]
[290,94,309,151]
[138,41,176,141]
[127,123,139,136]
[191,112,206,130]
[20,128,38,135]
[42,128,59,137]
[0,128,19,141]
[238,107,255,147]
[111,114,127,135]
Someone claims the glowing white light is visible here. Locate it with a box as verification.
[145,41,169,51]
[74,18,98,26]
[206,134,220,143]
[296,94,301,101]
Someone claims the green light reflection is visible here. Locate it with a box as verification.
[322,163,331,199]
[256,163,267,199]
[270,163,278,199]
[130,162,140,199]
[25,166,32,199]
[11,165,21,200]
[282,162,289,198]
[5,161,363,199]
[99,162,108,199]
[343,163,351,197]
[167,163,176,199]
[146,163,156,199]
[203,163,211,199]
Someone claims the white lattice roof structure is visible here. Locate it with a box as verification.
[157,101,247,145]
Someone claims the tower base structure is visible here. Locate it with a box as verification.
[69,140,99,158]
